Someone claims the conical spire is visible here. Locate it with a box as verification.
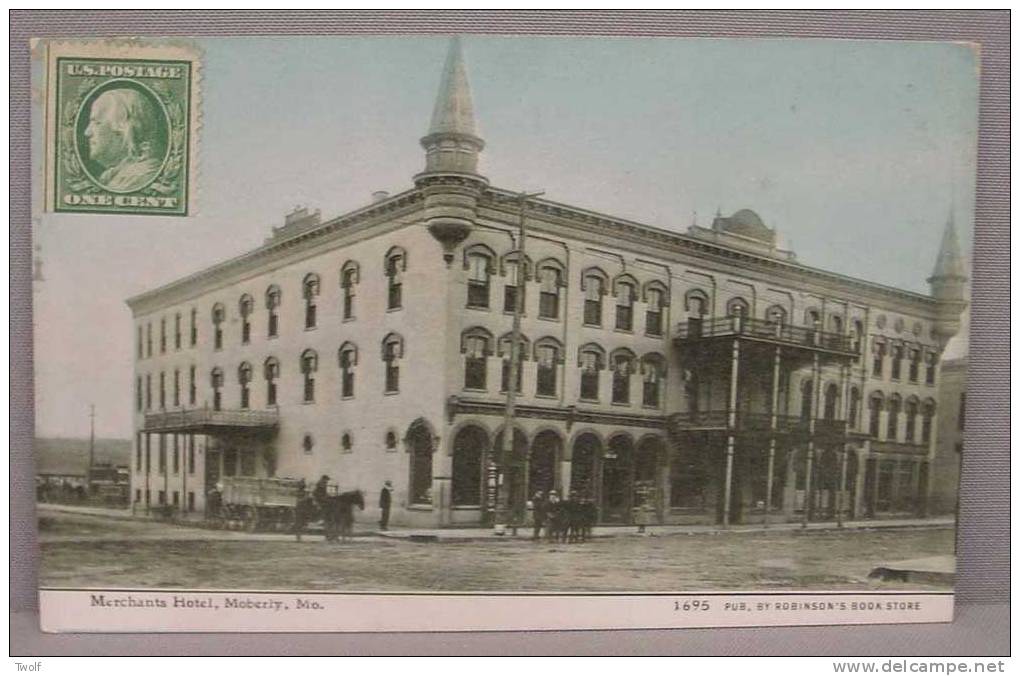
[427,36,479,139]
[930,210,967,280]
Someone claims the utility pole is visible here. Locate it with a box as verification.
[494,190,544,534]
[88,404,96,495]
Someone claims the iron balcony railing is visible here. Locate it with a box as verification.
[668,410,848,437]
[674,317,859,355]
[143,407,279,432]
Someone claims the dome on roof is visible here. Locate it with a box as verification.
[731,209,765,229]
[712,208,775,245]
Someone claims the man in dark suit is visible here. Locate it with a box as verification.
[379,480,392,531]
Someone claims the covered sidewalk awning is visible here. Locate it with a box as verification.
[142,407,279,434]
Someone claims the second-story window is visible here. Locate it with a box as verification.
[466,252,492,309]
[534,338,562,397]
[583,273,606,326]
[382,333,404,393]
[615,280,636,331]
[159,371,166,409]
[868,393,883,437]
[890,345,904,380]
[136,376,142,412]
[174,313,182,350]
[886,395,902,440]
[645,287,664,337]
[263,357,279,406]
[641,354,665,408]
[922,400,936,443]
[188,365,196,405]
[872,340,886,378]
[908,348,921,383]
[538,265,561,319]
[338,343,357,398]
[905,397,919,442]
[578,344,604,401]
[146,322,152,357]
[210,367,224,411]
[211,303,225,350]
[238,362,252,409]
[341,261,359,320]
[925,352,937,385]
[172,369,180,407]
[265,285,281,338]
[462,330,491,390]
[499,334,526,393]
[300,349,318,403]
[503,261,526,314]
[145,374,152,410]
[239,294,254,344]
[800,379,814,420]
[385,247,406,310]
[611,350,635,405]
[303,273,320,329]
[189,308,197,346]
[159,318,166,354]
[850,319,863,360]
[849,387,861,429]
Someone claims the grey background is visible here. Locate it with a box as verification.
[10,10,1009,656]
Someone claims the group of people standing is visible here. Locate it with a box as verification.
[529,490,597,543]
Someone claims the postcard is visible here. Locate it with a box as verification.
[31,35,977,633]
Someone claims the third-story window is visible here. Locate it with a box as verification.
[172,369,180,407]
[265,285,281,338]
[908,349,921,383]
[303,273,320,329]
[538,266,561,319]
[466,253,491,309]
[849,387,861,428]
[583,274,605,326]
[578,346,603,401]
[611,351,634,404]
[886,395,902,440]
[615,280,635,331]
[211,303,225,350]
[905,398,918,442]
[239,294,254,344]
[338,343,357,398]
[499,334,526,393]
[300,349,318,403]
[136,376,142,412]
[462,332,490,390]
[341,261,359,320]
[263,357,279,406]
[872,341,886,378]
[159,371,166,409]
[210,368,224,411]
[145,374,152,410]
[146,322,152,357]
[382,333,403,393]
[534,339,561,397]
[188,365,196,405]
[189,308,197,346]
[503,263,525,314]
[238,362,252,409]
[642,355,665,408]
[174,313,181,350]
[868,394,883,437]
[922,401,935,443]
[645,288,664,337]
[890,345,904,380]
[159,318,166,354]
[137,326,143,359]
[385,248,406,310]
[925,352,937,386]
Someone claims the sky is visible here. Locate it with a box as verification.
[32,36,980,439]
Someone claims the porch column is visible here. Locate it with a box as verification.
[722,338,740,528]
[837,363,851,528]
[559,459,571,498]
[764,345,782,527]
[802,353,820,528]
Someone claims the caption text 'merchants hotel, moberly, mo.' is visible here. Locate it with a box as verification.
[90,593,325,611]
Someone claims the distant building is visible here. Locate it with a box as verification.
[126,39,967,527]
[34,437,131,505]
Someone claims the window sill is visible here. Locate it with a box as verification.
[537,315,559,323]
[302,400,316,405]
[503,311,528,318]
[582,323,603,329]
[611,401,632,408]
[614,327,634,335]
[535,393,557,400]
[641,404,661,411]
[578,397,599,404]
[463,387,488,394]
[342,316,356,323]
[466,304,491,312]
[341,395,355,401]
[268,335,279,341]
[452,505,482,510]
[644,332,664,339]
[304,326,318,332]
[407,504,433,512]
[384,390,400,396]
[387,306,403,313]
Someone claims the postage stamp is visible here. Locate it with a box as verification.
[39,39,200,216]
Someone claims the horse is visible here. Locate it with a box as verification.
[293,494,318,542]
[322,490,365,543]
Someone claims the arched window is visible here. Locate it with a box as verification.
[890,344,904,380]
[641,353,667,408]
[501,251,531,314]
[850,319,864,359]
[237,362,253,409]
[908,348,921,383]
[452,426,488,506]
[384,246,406,310]
[613,274,638,332]
[685,289,709,336]
[464,248,494,309]
[868,392,884,437]
[800,379,814,420]
[239,294,254,344]
[830,315,844,335]
[263,357,280,406]
[385,430,397,451]
[537,259,565,320]
[806,308,821,327]
[726,296,749,320]
[610,348,636,405]
[302,434,314,455]
[921,399,936,444]
[300,349,318,403]
[904,397,920,442]
[643,281,668,337]
[849,386,861,428]
[302,273,320,329]
[265,285,281,338]
[210,367,224,411]
[766,304,787,327]
[460,327,493,390]
[341,432,353,453]
[886,394,902,440]
[925,352,937,385]
[872,338,886,378]
[533,337,563,397]
[338,342,357,398]
[382,333,404,393]
[582,267,608,326]
[577,343,605,401]
[823,382,839,420]
[407,420,435,505]
[211,303,225,350]
[340,260,359,320]
[498,333,529,393]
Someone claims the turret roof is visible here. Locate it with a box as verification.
[427,36,479,139]
[930,212,967,280]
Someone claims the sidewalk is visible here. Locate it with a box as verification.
[38,502,955,542]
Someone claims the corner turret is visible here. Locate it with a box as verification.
[415,37,488,263]
[927,211,968,350]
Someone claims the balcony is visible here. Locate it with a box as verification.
[142,407,279,434]
[668,410,847,438]
[674,317,859,357]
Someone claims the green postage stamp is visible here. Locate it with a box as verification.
[40,39,200,216]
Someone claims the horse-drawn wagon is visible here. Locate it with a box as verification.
[213,476,313,532]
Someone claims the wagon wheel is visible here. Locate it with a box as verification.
[244,505,260,533]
